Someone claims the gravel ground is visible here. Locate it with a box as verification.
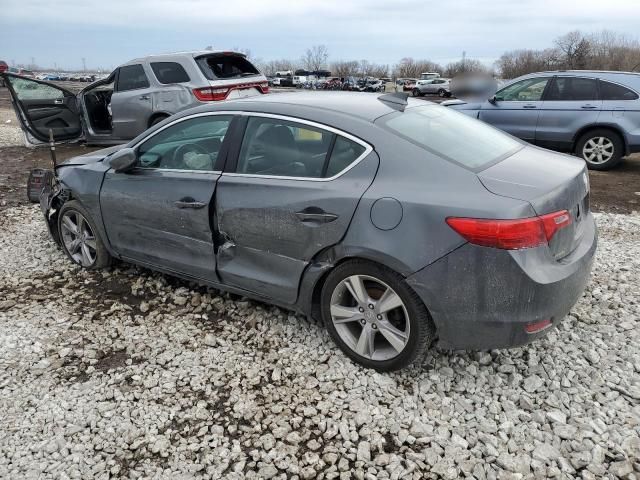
[0,206,639,479]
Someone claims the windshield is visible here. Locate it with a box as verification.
[378,105,522,170]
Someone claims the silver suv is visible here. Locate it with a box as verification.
[447,70,640,170]
[2,50,268,145]
[412,78,451,97]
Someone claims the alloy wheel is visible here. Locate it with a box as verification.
[330,275,410,361]
[583,137,614,165]
[60,210,97,267]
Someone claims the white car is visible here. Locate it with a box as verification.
[413,78,452,97]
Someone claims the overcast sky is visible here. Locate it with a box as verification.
[1,0,639,71]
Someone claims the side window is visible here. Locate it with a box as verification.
[236,117,334,178]
[600,80,639,100]
[496,77,549,101]
[116,64,149,92]
[7,76,65,100]
[151,62,190,84]
[545,77,598,101]
[325,137,366,178]
[137,115,232,171]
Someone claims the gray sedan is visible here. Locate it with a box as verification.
[38,92,596,371]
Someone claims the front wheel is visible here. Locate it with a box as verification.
[58,201,111,269]
[575,129,624,170]
[321,260,435,371]
[412,88,421,97]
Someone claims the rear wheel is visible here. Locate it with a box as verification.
[438,89,447,97]
[412,88,422,97]
[58,201,111,269]
[149,114,169,127]
[321,260,435,371]
[575,129,624,170]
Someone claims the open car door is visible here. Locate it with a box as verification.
[1,73,84,145]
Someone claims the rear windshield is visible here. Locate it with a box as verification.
[195,54,260,80]
[378,105,522,169]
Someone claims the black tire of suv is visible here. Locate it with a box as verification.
[321,259,436,372]
[575,129,624,171]
[412,88,421,97]
[438,89,447,97]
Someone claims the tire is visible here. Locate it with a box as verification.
[438,89,447,97]
[149,115,169,127]
[321,259,435,371]
[412,88,421,97]
[575,129,624,170]
[58,200,111,269]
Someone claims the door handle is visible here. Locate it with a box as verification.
[523,104,537,109]
[174,198,206,209]
[139,94,150,100]
[295,208,338,224]
[53,99,64,105]
[581,104,598,109]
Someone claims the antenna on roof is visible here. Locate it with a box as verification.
[378,92,409,111]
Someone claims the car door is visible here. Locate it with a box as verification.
[536,76,602,151]
[598,78,640,136]
[99,113,235,280]
[214,114,378,305]
[110,64,155,139]
[1,73,83,145]
[478,76,551,142]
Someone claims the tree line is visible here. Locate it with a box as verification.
[251,30,640,80]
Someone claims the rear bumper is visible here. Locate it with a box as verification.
[407,213,597,350]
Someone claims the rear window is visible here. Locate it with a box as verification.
[151,62,190,84]
[196,54,259,80]
[599,80,639,100]
[378,105,522,170]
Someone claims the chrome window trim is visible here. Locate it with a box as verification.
[134,167,222,174]
[225,112,373,182]
[130,110,373,180]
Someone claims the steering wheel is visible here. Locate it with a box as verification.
[172,143,210,169]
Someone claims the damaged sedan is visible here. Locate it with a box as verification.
[36,92,596,371]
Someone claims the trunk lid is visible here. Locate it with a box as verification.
[478,146,590,260]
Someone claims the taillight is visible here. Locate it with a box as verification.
[193,87,229,101]
[446,210,571,250]
[259,82,269,93]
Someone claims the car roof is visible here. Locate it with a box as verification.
[183,92,430,123]
[509,70,640,90]
[122,50,247,65]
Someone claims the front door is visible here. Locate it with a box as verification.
[214,114,378,304]
[479,76,551,142]
[110,64,155,140]
[100,114,234,280]
[536,76,602,151]
[2,73,83,145]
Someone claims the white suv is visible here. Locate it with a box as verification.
[2,50,268,146]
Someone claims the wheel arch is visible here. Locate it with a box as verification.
[299,248,425,325]
[147,111,172,128]
[573,123,629,155]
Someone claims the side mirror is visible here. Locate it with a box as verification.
[109,147,138,173]
[488,95,498,104]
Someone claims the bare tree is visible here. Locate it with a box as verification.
[261,59,297,76]
[555,31,591,69]
[393,58,443,78]
[331,60,359,78]
[443,58,488,78]
[301,45,329,72]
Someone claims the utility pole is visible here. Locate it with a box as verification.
[82,57,86,72]
[31,57,35,69]
[462,51,466,71]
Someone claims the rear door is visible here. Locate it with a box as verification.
[598,78,640,138]
[214,114,378,304]
[110,64,155,139]
[536,76,601,151]
[479,76,551,142]
[2,73,83,145]
[100,113,235,280]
